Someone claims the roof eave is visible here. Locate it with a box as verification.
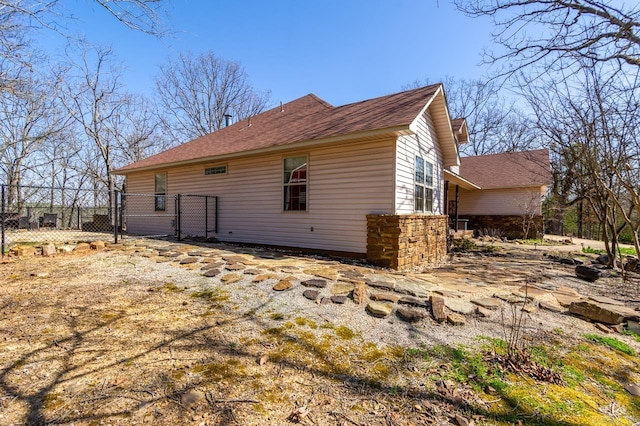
[112,124,412,175]
[444,170,481,190]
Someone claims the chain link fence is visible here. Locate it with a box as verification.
[1,184,218,255]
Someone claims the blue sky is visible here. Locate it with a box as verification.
[46,0,494,107]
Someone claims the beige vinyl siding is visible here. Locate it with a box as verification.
[395,108,444,214]
[124,138,395,253]
[455,187,545,216]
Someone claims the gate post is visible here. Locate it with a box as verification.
[113,190,119,244]
[205,196,209,240]
[176,194,182,240]
[1,185,5,257]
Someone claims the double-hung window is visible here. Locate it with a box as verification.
[414,156,433,212]
[283,156,307,211]
[154,173,167,211]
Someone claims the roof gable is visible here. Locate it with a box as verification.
[115,84,456,173]
[459,149,551,189]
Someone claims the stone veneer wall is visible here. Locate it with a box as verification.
[366,214,448,270]
[462,215,544,239]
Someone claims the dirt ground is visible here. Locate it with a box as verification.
[1,243,640,425]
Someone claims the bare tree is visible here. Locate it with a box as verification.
[521,59,640,265]
[155,50,271,142]
[0,66,67,208]
[454,0,640,78]
[0,0,169,91]
[59,45,127,216]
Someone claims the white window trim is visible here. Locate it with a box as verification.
[283,155,308,212]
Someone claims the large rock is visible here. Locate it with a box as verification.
[42,243,57,257]
[430,295,447,323]
[575,265,601,282]
[10,245,37,257]
[352,282,367,304]
[90,240,106,250]
[366,301,394,318]
[569,300,638,325]
[396,306,427,322]
[73,243,91,253]
[447,313,466,326]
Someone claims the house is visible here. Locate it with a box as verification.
[113,84,549,269]
[450,149,551,239]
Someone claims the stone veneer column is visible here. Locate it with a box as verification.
[366,214,448,270]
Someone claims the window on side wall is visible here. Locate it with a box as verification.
[154,173,167,211]
[283,156,307,211]
[414,156,434,213]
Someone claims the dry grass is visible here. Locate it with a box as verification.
[2,247,640,425]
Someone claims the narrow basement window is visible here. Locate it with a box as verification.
[205,165,227,175]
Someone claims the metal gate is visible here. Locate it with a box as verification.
[118,192,218,241]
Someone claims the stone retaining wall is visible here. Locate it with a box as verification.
[366,214,448,270]
[462,215,544,239]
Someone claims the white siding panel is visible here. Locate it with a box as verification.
[456,187,544,215]
[124,138,396,253]
[395,109,444,214]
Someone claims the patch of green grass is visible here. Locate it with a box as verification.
[584,334,635,355]
[582,246,637,256]
[623,330,640,342]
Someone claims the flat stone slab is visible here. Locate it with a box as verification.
[445,299,476,315]
[518,286,549,299]
[253,274,279,283]
[394,280,431,298]
[569,300,638,325]
[303,268,338,281]
[398,296,428,308]
[476,306,492,317]
[370,293,400,303]
[539,301,565,313]
[365,280,396,291]
[301,279,328,288]
[553,293,582,308]
[330,295,348,304]
[396,306,427,322]
[225,264,246,271]
[273,280,293,291]
[331,283,355,296]
[220,273,243,284]
[303,289,320,301]
[202,269,220,277]
[366,301,394,318]
[625,383,640,396]
[471,297,501,310]
[179,257,200,264]
[588,295,625,306]
[447,313,466,326]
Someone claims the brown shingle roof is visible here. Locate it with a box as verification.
[459,149,551,189]
[115,84,442,173]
